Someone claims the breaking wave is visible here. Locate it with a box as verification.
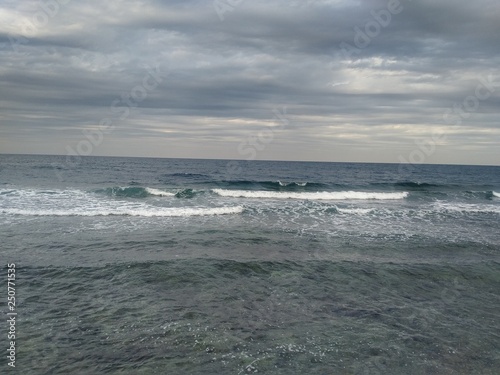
[2,206,244,217]
[95,186,175,198]
[219,180,327,191]
[212,189,409,200]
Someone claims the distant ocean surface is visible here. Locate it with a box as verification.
[1,154,499,374]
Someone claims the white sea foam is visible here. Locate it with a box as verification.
[212,189,408,200]
[493,191,500,198]
[434,202,500,214]
[337,207,374,215]
[0,188,84,197]
[145,187,175,197]
[1,206,244,217]
[277,181,308,187]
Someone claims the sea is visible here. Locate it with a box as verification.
[1,154,499,375]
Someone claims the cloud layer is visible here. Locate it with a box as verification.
[1,0,499,164]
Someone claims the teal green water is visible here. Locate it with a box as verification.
[18,260,500,374]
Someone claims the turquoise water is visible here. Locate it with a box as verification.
[1,154,499,374]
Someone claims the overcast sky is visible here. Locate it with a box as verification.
[1,0,499,164]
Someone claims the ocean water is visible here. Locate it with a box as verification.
[1,154,499,374]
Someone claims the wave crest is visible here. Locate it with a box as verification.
[212,189,408,200]
[95,187,174,198]
[2,206,244,217]
[175,189,197,199]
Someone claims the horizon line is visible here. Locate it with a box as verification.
[1,152,499,168]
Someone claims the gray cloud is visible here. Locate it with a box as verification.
[0,0,499,164]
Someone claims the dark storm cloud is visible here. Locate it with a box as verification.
[0,0,499,163]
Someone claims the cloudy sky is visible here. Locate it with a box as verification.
[0,0,499,164]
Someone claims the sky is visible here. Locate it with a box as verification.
[0,0,499,165]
